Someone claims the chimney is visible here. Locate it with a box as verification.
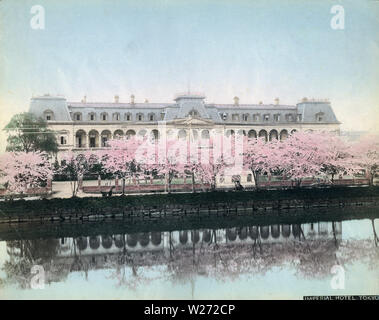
[274,97,279,105]
[130,94,135,105]
[233,96,239,106]
[81,95,87,103]
[114,95,119,103]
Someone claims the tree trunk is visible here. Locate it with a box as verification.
[252,171,259,190]
[369,172,374,186]
[122,178,125,196]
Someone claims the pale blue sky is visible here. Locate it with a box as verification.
[0,0,378,148]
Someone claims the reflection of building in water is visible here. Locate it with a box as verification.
[55,222,342,259]
[4,221,342,287]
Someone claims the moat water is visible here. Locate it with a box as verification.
[0,209,378,299]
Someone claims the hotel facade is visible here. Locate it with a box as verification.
[29,93,341,185]
[30,93,340,147]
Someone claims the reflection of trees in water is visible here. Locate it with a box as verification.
[1,239,60,289]
[1,220,378,289]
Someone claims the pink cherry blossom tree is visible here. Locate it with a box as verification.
[143,138,186,193]
[349,134,379,186]
[189,138,231,191]
[318,132,353,183]
[244,137,279,189]
[275,131,327,187]
[0,151,52,195]
[57,151,90,197]
[102,136,142,195]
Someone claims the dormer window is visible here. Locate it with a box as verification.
[73,112,82,121]
[149,113,155,121]
[263,114,270,122]
[188,110,199,117]
[274,114,280,122]
[101,113,108,121]
[125,113,132,121]
[160,112,165,120]
[137,113,143,121]
[316,112,324,122]
[43,110,54,121]
[221,112,228,121]
[113,113,120,121]
[253,113,260,122]
[232,114,239,121]
[286,114,294,122]
[243,114,249,121]
[88,112,96,121]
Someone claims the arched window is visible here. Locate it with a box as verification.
[88,130,99,148]
[280,129,288,141]
[201,130,210,139]
[113,130,124,139]
[178,129,187,140]
[148,113,156,121]
[248,130,257,138]
[126,130,136,138]
[151,129,159,141]
[258,129,268,142]
[101,130,112,147]
[75,130,86,148]
[269,130,278,141]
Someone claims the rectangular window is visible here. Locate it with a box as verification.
[90,114,94,121]
[76,115,80,121]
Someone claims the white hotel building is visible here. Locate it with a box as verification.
[30,93,340,148]
[29,93,341,185]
